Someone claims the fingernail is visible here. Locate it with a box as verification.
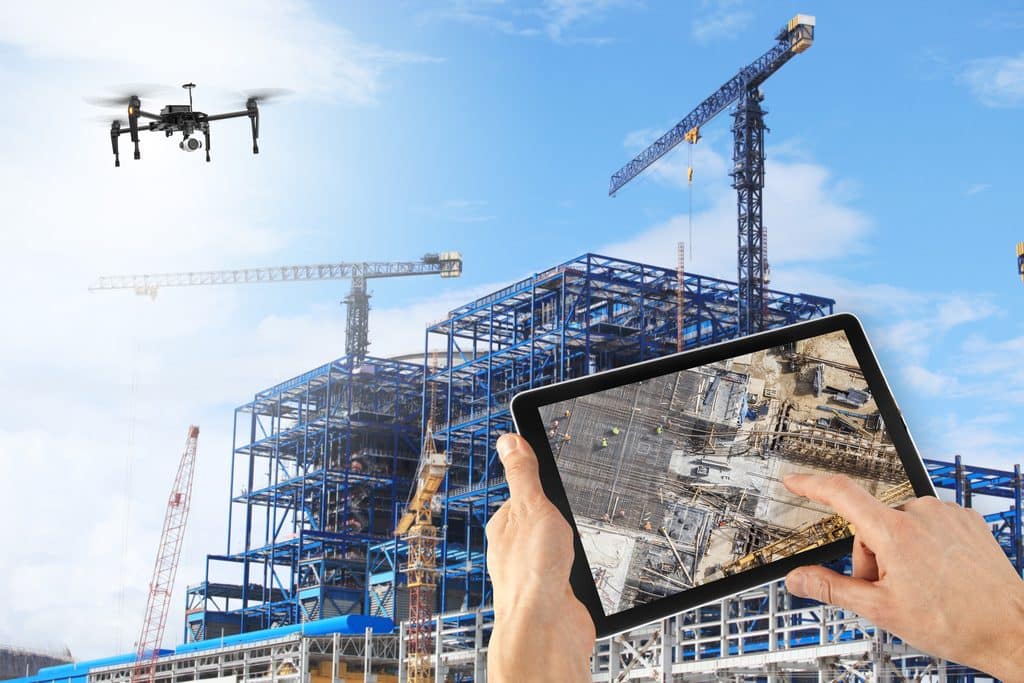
[496,433,520,458]
[785,570,806,596]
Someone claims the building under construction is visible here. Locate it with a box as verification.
[7,253,1024,683]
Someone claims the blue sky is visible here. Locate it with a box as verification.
[0,0,1022,658]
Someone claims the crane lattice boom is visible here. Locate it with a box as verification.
[89,251,463,359]
[89,254,463,298]
[608,15,814,196]
[131,426,200,683]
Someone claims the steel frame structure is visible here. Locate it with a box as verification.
[185,356,424,641]
[367,252,834,623]
[171,250,1024,680]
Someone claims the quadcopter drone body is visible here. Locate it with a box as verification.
[100,83,281,166]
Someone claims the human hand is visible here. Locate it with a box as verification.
[485,433,596,683]
[783,473,1024,681]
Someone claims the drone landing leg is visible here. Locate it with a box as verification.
[204,127,211,163]
[110,128,121,168]
[249,113,259,154]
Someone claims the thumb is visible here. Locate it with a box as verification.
[496,433,545,505]
[785,566,881,618]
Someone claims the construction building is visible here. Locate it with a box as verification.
[7,254,1023,683]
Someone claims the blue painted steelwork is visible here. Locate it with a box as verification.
[174,614,394,655]
[926,455,1024,574]
[184,356,424,641]
[368,252,835,619]
[11,651,173,683]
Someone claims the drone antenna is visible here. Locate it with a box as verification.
[182,82,196,111]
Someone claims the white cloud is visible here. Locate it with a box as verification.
[601,137,871,278]
[0,3,445,660]
[966,182,991,195]
[433,0,635,45]
[935,295,999,330]
[0,1,437,106]
[920,412,1024,471]
[961,52,1024,108]
[419,199,496,223]
[903,364,957,396]
[691,0,753,45]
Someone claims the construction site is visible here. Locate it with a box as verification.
[5,12,1023,683]
[538,330,914,616]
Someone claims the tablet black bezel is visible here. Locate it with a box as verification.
[509,312,936,638]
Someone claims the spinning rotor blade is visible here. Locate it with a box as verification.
[85,83,170,108]
[240,88,292,104]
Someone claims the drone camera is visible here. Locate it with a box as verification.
[180,137,202,152]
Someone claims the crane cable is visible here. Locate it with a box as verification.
[687,139,695,261]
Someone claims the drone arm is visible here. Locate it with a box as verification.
[135,109,162,121]
[204,110,248,121]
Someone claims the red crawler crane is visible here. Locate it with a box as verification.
[131,425,200,683]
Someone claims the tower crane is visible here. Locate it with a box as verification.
[132,426,200,683]
[89,252,463,359]
[394,419,449,683]
[609,14,815,337]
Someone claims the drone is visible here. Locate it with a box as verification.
[90,83,287,166]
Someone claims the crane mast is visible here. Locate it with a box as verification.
[89,252,463,359]
[394,418,449,683]
[609,14,815,337]
[131,426,200,683]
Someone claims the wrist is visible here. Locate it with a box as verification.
[984,583,1024,680]
[490,582,594,683]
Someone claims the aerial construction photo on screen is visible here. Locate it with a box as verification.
[538,330,915,616]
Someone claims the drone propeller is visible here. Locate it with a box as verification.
[89,114,128,125]
[240,88,292,104]
[85,83,170,108]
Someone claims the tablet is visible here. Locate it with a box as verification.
[509,313,935,638]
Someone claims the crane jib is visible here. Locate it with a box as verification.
[608,19,812,196]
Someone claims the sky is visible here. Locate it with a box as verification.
[0,0,1022,659]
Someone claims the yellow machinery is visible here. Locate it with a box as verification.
[720,480,914,576]
[1017,242,1023,283]
[395,422,449,683]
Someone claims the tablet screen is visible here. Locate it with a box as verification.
[536,328,915,617]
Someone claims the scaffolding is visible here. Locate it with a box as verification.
[185,356,424,641]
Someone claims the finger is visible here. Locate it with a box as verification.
[783,473,895,547]
[496,433,546,505]
[851,536,879,581]
[785,566,881,619]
